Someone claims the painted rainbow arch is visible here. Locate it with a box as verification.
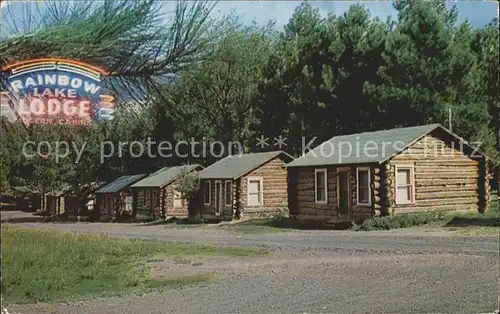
[2,58,111,81]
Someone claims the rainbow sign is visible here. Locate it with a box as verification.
[1,58,116,125]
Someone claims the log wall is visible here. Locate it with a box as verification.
[293,166,338,219]
[167,183,190,218]
[201,179,233,220]
[240,156,289,218]
[133,185,191,219]
[292,165,374,221]
[201,156,288,220]
[390,134,485,213]
[96,193,116,221]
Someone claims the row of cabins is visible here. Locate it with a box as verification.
[85,124,493,222]
[26,184,98,218]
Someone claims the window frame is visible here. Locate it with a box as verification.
[203,181,211,205]
[395,164,415,205]
[146,189,152,207]
[173,188,183,208]
[224,180,232,206]
[246,176,263,206]
[314,168,328,204]
[152,188,159,208]
[356,167,371,206]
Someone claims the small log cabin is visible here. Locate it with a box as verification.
[130,164,203,220]
[44,185,72,215]
[198,151,294,220]
[94,174,146,221]
[286,124,491,223]
[46,190,66,215]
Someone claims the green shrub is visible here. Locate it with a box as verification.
[175,168,200,201]
[355,211,443,231]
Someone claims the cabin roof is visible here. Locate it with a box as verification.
[199,151,293,180]
[286,123,485,167]
[94,174,147,194]
[47,185,73,197]
[130,164,202,188]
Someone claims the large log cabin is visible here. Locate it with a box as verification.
[130,164,203,220]
[198,151,294,220]
[286,124,491,223]
[94,174,146,221]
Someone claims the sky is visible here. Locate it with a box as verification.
[200,1,498,29]
[1,0,499,34]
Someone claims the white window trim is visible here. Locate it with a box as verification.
[395,164,416,205]
[214,180,222,216]
[314,169,328,204]
[224,180,232,206]
[356,167,371,206]
[247,176,264,206]
[203,181,211,205]
[173,188,183,208]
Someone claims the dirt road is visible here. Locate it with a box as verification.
[6,223,500,314]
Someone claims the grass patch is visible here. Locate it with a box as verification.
[219,218,353,234]
[442,199,499,235]
[217,218,306,234]
[1,226,267,304]
[219,223,287,235]
[352,199,499,234]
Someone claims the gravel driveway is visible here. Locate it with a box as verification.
[6,223,500,314]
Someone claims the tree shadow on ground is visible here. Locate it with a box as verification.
[135,217,206,227]
[444,216,499,227]
[236,218,353,230]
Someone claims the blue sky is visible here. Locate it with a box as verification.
[204,1,498,29]
[2,0,499,35]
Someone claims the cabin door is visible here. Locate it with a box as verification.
[338,170,350,216]
[214,181,222,216]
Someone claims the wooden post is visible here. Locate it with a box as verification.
[371,167,382,217]
[234,178,242,219]
[380,162,394,216]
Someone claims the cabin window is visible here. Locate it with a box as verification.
[203,181,211,205]
[224,180,232,206]
[125,195,133,212]
[247,177,263,206]
[315,169,328,203]
[174,189,183,208]
[396,166,414,204]
[152,189,159,208]
[144,190,152,207]
[356,168,371,205]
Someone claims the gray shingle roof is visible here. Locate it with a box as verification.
[199,151,293,179]
[95,174,147,194]
[130,164,202,188]
[287,124,446,167]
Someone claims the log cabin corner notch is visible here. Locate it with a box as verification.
[198,151,294,220]
[286,123,491,223]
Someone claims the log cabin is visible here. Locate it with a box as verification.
[130,164,204,220]
[43,185,72,215]
[46,190,67,216]
[198,151,294,220]
[94,174,146,221]
[286,124,491,223]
